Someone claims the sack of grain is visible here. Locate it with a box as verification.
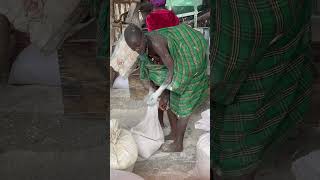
[110,169,144,180]
[195,133,210,179]
[131,103,164,159]
[193,109,210,179]
[110,32,139,78]
[113,76,129,89]
[110,119,138,172]
[8,44,61,86]
[194,109,210,131]
[292,150,320,180]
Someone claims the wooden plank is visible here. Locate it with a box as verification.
[59,43,107,115]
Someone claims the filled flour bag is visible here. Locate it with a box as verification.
[112,76,129,89]
[110,119,138,172]
[110,169,144,180]
[8,44,61,86]
[131,103,164,159]
[292,150,320,180]
[110,32,139,78]
[195,109,210,131]
[195,133,210,179]
[193,109,210,179]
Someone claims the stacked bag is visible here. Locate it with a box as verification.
[109,103,166,179]
[110,119,138,172]
[131,102,164,159]
[292,150,320,180]
[110,119,145,179]
[193,109,210,179]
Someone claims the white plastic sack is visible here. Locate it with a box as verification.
[110,119,138,172]
[110,169,144,180]
[110,32,139,78]
[193,109,210,179]
[113,76,129,89]
[0,0,80,52]
[195,109,210,132]
[292,150,320,180]
[8,44,61,86]
[195,133,210,179]
[131,103,164,159]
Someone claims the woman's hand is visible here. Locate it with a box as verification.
[147,92,159,106]
[159,91,169,111]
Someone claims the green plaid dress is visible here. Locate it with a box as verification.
[140,24,209,118]
[211,0,313,177]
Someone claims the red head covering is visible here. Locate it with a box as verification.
[146,9,180,32]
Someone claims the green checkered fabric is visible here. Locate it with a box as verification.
[211,0,313,177]
[140,24,209,118]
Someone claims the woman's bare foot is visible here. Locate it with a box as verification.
[161,142,183,152]
[164,132,176,140]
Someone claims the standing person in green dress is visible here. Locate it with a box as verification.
[211,0,313,179]
[124,23,209,152]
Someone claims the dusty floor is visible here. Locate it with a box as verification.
[0,43,108,180]
[111,89,210,180]
[111,88,320,180]
[0,40,319,180]
[0,85,319,180]
[0,85,107,180]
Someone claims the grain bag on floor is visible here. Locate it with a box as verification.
[110,33,139,78]
[292,150,320,180]
[8,44,61,86]
[111,169,144,180]
[195,133,210,179]
[195,109,210,131]
[110,119,138,172]
[131,103,164,159]
[194,109,210,179]
[113,76,129,89]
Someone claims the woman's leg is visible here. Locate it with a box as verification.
[164,109,177,140]
[162,110,190,152]
[158,108,165,128]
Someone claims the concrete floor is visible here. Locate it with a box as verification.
[111,88,320,180]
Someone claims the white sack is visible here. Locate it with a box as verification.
[193,109,210,179]
[195,109,210,132]
[195,133,210,179]
[0,0,80,53]
[131,103,164,159]
[8,44,61,86]
[110,119,138,171]
[113,76,129,89]
[292,150,320,180]
[110,33,139,77]
[110,169,144,180]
